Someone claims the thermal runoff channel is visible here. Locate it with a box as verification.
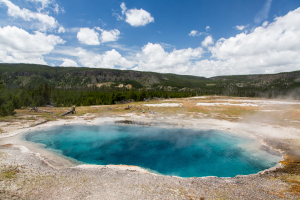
[24,125,281,177]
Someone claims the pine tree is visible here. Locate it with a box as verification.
[0,76,3,90]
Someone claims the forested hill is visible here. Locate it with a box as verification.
[0,63,209,90]
[0,63,300,98]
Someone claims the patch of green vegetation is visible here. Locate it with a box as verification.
[25,117,36,120]
[0,166,20,180]
[206,83,216,86]
[0,115,18,122]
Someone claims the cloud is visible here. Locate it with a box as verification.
[1,0,59,31]
[57,43,203,74]
[133,7,300,77]
[101,29,120,42]
[125,8,154,27]
[60,58,78,67]
[189,30,198,36]
[254,0,273,24]
[262,21,269,27]
[57,6,300,78]
[77,28,100,45]
[76,48,135,69]
[4,0,296,79]
[188,30,205,37]
[0,26,65,64]
[57,5,300,78]
[95,27,120,43]
[134,43,203,73]
[27,0,51,10]
[105,43,139,54]
[64,27,80,33]
[116,2,154,27]
[58,26,65,33]
[52,3,60,14]
[192,7,300,77]
[206,26,211,31]
[113,12,123,21]
[27,0,63,14]
[120,2,127,15]
[160,43,175,49]
[201,36,214,47]
[98,19,106,27]
[235,25,247,31]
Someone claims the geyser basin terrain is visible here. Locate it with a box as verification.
[24,125,281,178]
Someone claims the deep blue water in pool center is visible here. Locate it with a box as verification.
[24,125,282,178]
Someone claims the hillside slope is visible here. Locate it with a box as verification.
[0,63,300,96]
[0,63,210,89]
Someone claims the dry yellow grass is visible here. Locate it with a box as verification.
[182,100,258,121]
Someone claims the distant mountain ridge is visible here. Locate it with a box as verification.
[0,63,300,95]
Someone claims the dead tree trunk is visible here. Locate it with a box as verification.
[60,106,76,116]
[37,109,54,114]
[31,120,49,127]
[30,107,38,112]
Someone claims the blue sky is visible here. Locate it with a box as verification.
[0,0,300,77]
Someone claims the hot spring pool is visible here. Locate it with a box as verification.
[24,125,282,177]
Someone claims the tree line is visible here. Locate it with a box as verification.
[0,81,196,116]
[0,76,17,116]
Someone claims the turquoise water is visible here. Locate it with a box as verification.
[24,125,281,177]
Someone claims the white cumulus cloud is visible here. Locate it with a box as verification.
[101,29,120,42]
[135,43,203,74]
[201,36,214,47]
[116,2,154,27]
[76,48,135,69]
[192,7,300,77]
[77,28,100,45]
[206,26,211,31]
[0,26,65,64]
[43,6,300,78]
[95,27,120,43]
[125,8,154,27]
[133,7,300,77]
[60,58,78,67]
[1,0,59,31]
